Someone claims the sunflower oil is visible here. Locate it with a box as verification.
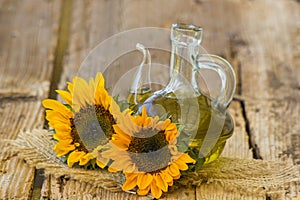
[137,90,234,166]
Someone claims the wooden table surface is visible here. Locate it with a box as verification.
[0,0,299,199]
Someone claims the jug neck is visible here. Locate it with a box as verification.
[168,24,203,97]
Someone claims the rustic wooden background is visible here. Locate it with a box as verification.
[0,0,299,199]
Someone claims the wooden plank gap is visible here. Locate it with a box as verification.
[48,0,73,100]
[0,95,37,103]
[233,98,263,160]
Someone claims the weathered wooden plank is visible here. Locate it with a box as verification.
[59,0,123,88]
[0,101,44,139]
[0,0,61,199]
[244,100,299,163]
[235,0,300,173]
[232,0,300,199]
[0,0,59,98]
[237,0,300,100]
[0,152,35,199]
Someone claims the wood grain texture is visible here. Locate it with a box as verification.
[0,0,296,199]
[0,0,61,199]
[0,0,59,99]
[233,0,300,172]
[232,0,300,198]
[236,0,300,100]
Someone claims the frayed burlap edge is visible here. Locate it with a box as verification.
[5,129,300,196]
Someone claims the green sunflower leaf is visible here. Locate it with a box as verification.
[113,94,132,112]
[64,104,74,112]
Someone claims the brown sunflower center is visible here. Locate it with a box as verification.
[127,129,171,172]
[70,104,115,152]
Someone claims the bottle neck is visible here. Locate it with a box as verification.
[167,41,200,97]
[170,42,194,78]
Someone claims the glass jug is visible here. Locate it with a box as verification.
[130,24,236,168]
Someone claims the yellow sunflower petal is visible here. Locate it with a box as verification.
[165,125,177,136]
[167,179,174,186]
[137,173,153,190]
[110,139,129,151]
[56,139,73,144]
[174,158,189,171]
[163,119,171,129]
[161,170,173,184]
[89,78,96,95]
[154,173,168,192]
[122,173,138,191]
[53,142,75,157]
[54,123,71,132]
[179,153,196,164]
[173,174,181,180]
[110,156,134,172]
[79,153,95,166]
[137,185,150,196]
[42,99,73,116]
[140,106,151,127]
[112,125,131,143]
[165,131,178,143]
[108,166,119,172]
[94,73,107,106]
[56,90,72,105]
[168,163,180,177]
[67,81,74,93]
[123,162,136,173]
[45,110,71,124]
[108,160,124,172]
[150,182,163,199]
[96,159,106,168]
[80,77,94,104]
[94,72,105,89]
[109,99,122,118]
[112,134,131,145]
[53,132,72,141]
[115,121,136,137]
[68,151,86,167]
[154,121,164,131]
[101,90,110,109]
[47,119,70,129]
[72,77,92,107]
[116,109,138,134]
[150,116,160,128]
[141,106,147,121]
[132,115,142,127]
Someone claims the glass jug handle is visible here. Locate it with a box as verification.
[195,54,236,108]
[130,43,152,105]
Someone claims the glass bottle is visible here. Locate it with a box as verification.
[140,24,236,168]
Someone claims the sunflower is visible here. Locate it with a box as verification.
[102,107,195,198]
[42,72,120,168]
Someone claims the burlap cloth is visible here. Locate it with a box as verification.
[5,129,300,197]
